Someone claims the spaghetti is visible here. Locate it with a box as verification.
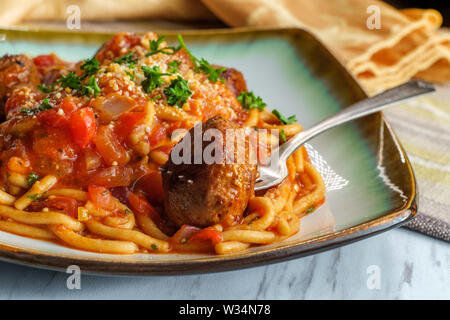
[0,32,325,255]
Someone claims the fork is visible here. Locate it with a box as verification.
[255,80,435,191]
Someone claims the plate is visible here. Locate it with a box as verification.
[0,27,416,275]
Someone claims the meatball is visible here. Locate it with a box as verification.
[162,116,257,228]
[0,54,39,118]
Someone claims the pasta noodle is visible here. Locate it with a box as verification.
[50,225,138,254]
[85,219,170,252]
[0,219,55,240]
[0,205,83,231]
[14,175,57,210]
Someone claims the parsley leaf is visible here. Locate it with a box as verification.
[279,129,286,143]
[196,58,226,82]
[125,70,135,81]
[114,52,137,68]
[37,84,53,94]
[305,205,316,214]
[272,109,297,124]
[151,244,159,251]
[57,72,81,90]
[146,36,180,57]
[26,173,39,186]
[164,76,192,108]
[39,98,53,111]
[27,194,43,200]
[81,76,101,97]
[176,35,227,83]
[167,60,181,73]
[176,35,197,67]
[141,65,170,93]
[237,91,267,110]
[80,58,99,79]
[20,98,53,115]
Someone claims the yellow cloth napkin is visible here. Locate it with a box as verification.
[202,0,450,93]
[0,0,215,25]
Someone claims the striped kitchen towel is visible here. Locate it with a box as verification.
[383,84,450,241]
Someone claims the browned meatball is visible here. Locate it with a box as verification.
[0,54,39,118]
[162,116,257,228]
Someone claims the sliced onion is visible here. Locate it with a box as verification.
[91,93,137,123]
[171,225,201,244]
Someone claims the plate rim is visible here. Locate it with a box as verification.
[0,26,417,275]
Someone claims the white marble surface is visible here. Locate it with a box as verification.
[0,228,448,300]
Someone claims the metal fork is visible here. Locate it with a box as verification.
[255,80,435,191]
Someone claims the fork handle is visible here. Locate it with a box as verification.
[277,80,435,163]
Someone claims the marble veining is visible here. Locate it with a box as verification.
[0,228,448,299]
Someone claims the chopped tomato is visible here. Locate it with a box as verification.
[88,185,116,211]
[134,171,164,206]
[39,98,78,129]
[33,128,77,161]
[95,33,141,62]
[33,54,55,68]
[189,227,223,245]
[88,166,133,188]
[115,111,145,140]
[28,196,78,218]
[128,192,161,224]
[93,125,128,166]
[70,108,96,149]
[148,123,167,147]
[44,196,78,218]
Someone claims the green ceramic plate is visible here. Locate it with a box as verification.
[0,27,416,275]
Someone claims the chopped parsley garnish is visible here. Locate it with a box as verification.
[26,173,39,186]
[81,76,101,97]
[125,70,135,81]
[146,36,180,57]
[39,98,53,111]
[272,109,297,124]
[80,58,99,79]
[20,98,53,115]
[124,209,131,215]
[114,52,137,68]
[57,72,81,90]
[149,95,161,101]
[151,244,159,251]
[176,35,226,82]
[164,76,192,108]
[237,91,267,110]
[27,194,43,201]
[196,58,226,82]
[37,84,53,94]
[167,60,181,73]
[305,205,316,214]
[141,65,170,93]
[176,35,196,66]
[279,129,286,143]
